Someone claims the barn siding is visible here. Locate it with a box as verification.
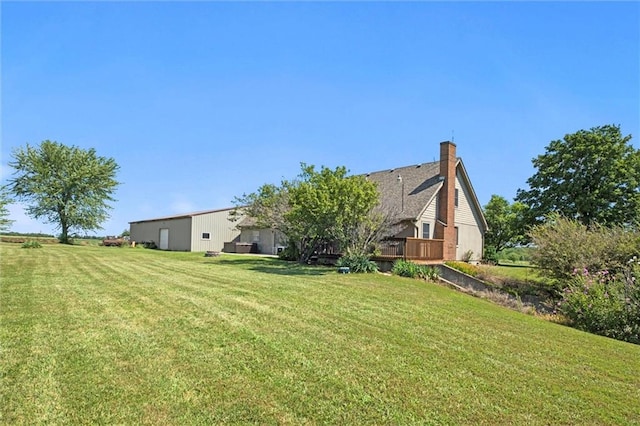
[130,208,242,252]
[191,210,241,252]
[239,228,286,254]
[130,217,192,251]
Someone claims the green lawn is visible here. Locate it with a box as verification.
[1,243,639,424]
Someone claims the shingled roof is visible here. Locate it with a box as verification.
[363,160,445,222]
[237,159,451,228]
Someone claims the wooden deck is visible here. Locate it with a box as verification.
[374,237,445,263]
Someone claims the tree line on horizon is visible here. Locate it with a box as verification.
[0,124,638,247]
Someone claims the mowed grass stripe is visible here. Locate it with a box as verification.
[1,243,639,424]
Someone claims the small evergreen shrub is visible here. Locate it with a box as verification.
[336,253,378,273]
[21,240,42,249]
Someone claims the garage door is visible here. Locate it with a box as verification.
[159,228,169,250]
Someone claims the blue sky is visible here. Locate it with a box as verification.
[2,1,638,236]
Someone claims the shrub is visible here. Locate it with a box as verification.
[21,240,42,249]
[462,250,474,263]
[336,253,378,273]
[392,260,439,281]
[392,259,420,278]
[278,244,299,261]
[445,261,480,277]
[419,265,439,281]
[507,252,520,263]
[557,262,639,344]
[142,241,157,249]
[483,245,499,264]
[529,215,640,281]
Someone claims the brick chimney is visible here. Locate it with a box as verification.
[434,141,457,260]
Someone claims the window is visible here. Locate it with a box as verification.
[422,223,430,239]
[455,226,459,246]
[252,230,260,242]
[454,188,459,208]
[202,232,210,240]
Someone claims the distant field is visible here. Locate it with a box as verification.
[488,263,547,284]
[1,243,639,424]
[0,235,59,244]
[0,235,105,246]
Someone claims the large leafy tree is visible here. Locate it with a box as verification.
[234,163,383,263]
[483,195,528,252]
[516,125,640,227]
[8,140,120,243]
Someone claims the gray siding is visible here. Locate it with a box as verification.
[130,217,192,251]
[454,171,484,262]
[239,228,286,254]
[191,210,242,252]
[409,172,484,262]
[416,199,437,239]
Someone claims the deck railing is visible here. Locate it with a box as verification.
[376,237,444,262]
[405,237,444,261]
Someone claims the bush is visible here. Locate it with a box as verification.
[142,241,157,249]
[21,240,42,249]
[336,253,378,273]
[278,244,299,261]
[392,259,420,278]
[557,262,639,344]
[483,246,499,264]
[529,215,640,281]
[445,261,481,277]
[392,260,439,281]
[419,265,439,281]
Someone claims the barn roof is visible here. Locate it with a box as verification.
[129,207,236,224]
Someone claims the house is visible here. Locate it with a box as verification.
[237,141,488,262]
[129,207,242,252]
[365,141,487,262]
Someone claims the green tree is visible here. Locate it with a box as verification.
[482,195,528,253]
[232,182,290,232]
[516,125,640,227]
[0,187,14,232]
[234,163,383,263]
[286,164,380,262]
[7,140,120,244]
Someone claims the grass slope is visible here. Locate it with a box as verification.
[1,243,639,424]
